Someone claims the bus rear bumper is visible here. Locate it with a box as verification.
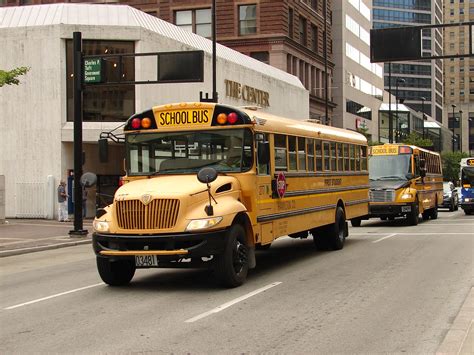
[369,203,413,218]
[93,230,228,267]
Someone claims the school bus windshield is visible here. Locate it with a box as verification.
[126,128,253,175]
[369,155,411,181]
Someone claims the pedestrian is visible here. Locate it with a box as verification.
[57,180,69,222]
[82,184,88,218]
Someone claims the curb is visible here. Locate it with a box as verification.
[437,287,474,355]
[0,238,92,258]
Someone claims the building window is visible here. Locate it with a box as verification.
[288,7,294,39]
[66,40,135,122]
[346,100,372,120]
[250,51,269,64]
[311,24,318,52]
[299,16,307,46]
[175,9,211,38]
[239,5,257,35]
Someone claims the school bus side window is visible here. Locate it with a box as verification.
[315,140,322,171]
[337,143,343,171]
[361,146,367,170]
[274,134,288,171]
[330,142,336,171]
[307,138,315,171]
[298,137,306,171]
[355,145,360,170]
[344,144,350,171]
[257,133,269,175]
[323,142,330,171]
[288,136,297,171]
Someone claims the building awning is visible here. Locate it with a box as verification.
[424,121,441,128]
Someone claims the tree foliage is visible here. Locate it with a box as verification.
[441,151,469,183]
[356,127,382,146]
[401,132,433,148]
[0,67,30,87]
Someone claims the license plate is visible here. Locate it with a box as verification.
[401,206,411,212]
[135,255,158,267]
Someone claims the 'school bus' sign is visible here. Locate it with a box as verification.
[84,58,103,83]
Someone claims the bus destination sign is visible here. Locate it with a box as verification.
[84,58,103,84]
[371,146,398,156]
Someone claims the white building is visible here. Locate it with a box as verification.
[332,0,384,141]
[0,4,308,219]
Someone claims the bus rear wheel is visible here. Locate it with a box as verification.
[430,203,438,220]
[97,257,135,286]
[215,224,249,288]
[313,207,346,251]
[351,218,362,227]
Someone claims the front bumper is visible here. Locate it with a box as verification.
[460,201,474,211]
[369,203,413,217]
[441,198,453,208]
[93,229,228,266]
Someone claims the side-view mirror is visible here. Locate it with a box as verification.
[99,138,109,163]
[197,167,218,184]
[257,142,270,165]
[80,172,97,188]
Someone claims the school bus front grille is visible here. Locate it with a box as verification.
[369,189,395,202]
[115,199,180,230]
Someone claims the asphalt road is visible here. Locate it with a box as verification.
[0,210,472,353]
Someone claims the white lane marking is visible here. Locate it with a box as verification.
[372,233,398,243]
[185,282,282,323]
[4,283,104,310]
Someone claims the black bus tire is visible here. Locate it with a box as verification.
[408,198,419,226]
[326,206,346,250]
[430,203,438,220]
[215,224,249,288]
[351,218,362,227]
[97,257,135,286]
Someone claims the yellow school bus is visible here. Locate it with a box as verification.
[366,144,443,225]
[93,102,369,287]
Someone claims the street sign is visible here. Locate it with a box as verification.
[84,58,103,83]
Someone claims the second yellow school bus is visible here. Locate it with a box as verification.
[366,144,443,225]
[93,102,369,287]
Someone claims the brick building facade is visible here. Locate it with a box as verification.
[2,0,335,123]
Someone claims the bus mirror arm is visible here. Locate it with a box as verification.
[197,168,218,216]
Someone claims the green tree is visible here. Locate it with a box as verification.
[441,151,468,183]
[0,67,30,87]
[356,127,382,146]
[401,132,433,148]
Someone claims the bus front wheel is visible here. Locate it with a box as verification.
[407,199,419,226]
[97,257,135,286]
[215,224,249,288]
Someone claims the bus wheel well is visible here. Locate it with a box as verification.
[336,200,345,215]
[232,212,254,247]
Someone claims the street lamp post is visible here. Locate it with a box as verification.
[451,104,456,151]
[395,78,405,142]
[420,96,426,139]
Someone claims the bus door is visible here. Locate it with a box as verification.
[255,133,273,245]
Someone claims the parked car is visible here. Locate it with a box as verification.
[442,182,459,211]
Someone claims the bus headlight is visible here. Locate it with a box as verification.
[401,193,413,199]
[93,220,110,233]
[465,198,471,202]
[186,217,223,231]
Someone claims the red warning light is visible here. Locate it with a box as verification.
[131,118,141,129]
[228,112,238,124]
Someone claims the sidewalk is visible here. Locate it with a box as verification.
[0,218,93,257]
